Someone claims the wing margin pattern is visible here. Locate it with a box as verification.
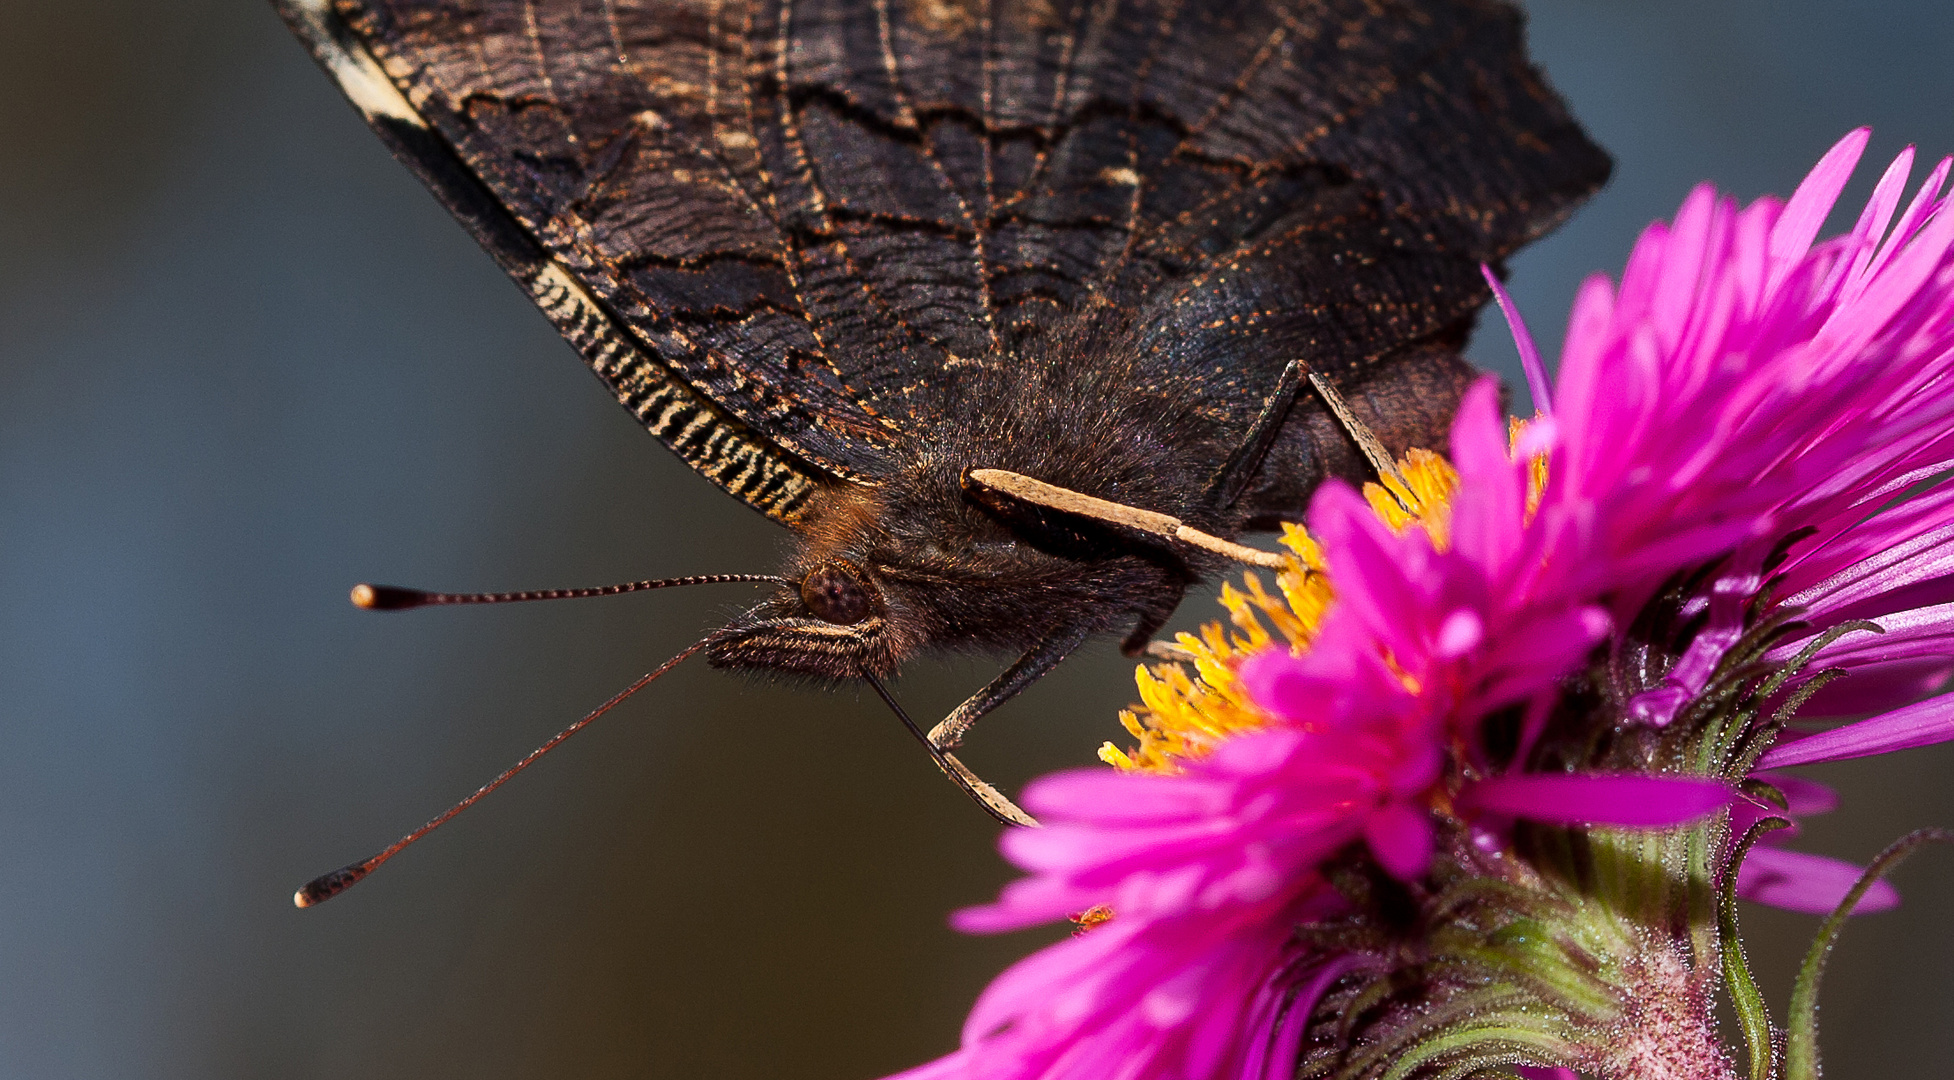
[276,0,822,522]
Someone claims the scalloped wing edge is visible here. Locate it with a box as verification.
[272,0,827,526]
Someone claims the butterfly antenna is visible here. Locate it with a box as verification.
[293,633,719,908]
[1306,373,1414,499]
[859,669,1039,828]
[350,573,790,611]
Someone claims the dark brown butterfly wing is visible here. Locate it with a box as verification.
[279,0,830,521]
[284,0,1605,514]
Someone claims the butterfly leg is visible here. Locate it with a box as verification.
[1140,640,1199,664]
[932,752,1038,828]
[1119,596,1199,662]
[913,625,1091,827]
[1205,357,1310,512]
[1118,598,1181,658]
[862,669,1041,827]
[926,624,1091,754]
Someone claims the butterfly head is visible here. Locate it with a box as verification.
[704,558,908,679]
[705,462,1197,682]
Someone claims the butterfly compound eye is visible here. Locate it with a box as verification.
[800,564,873,625]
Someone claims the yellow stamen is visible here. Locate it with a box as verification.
[1105,523,1334,773]
[1109,443,1480,774]
[1108,421,1550,774]
[1511,415,1550,523]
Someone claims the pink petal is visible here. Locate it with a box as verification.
[1246,956,1364,1080]
[1461,774,1734,827]
[1835,146,1914,302]
[1738,846,1901,915]
[1768,127,1871,292]
[1435,609,1485,657]
[1237,650,1314,725]
[1483,263,1553,413]
[1759,692,1954,767]
[1767,600,1954,668]
[1649,185,1721,357]
[1785,657,1953,718]
[1363,803,1434,881]
[1862,153,1953,284]
[1019,768,1235,824]
[1821,165,1954,360]
[1783,521,1954,618]
[1447,378,1526,573]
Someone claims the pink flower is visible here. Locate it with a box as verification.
[884,131,1954,1080]
[1528,129,1954,744]
[1496,128,1954,904]
[1241,447,1731,876]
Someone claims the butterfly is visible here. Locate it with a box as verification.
[276,0,1607,899]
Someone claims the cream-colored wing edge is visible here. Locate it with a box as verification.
[275,0,823,524]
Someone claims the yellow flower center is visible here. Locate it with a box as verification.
[1103,418,1556,775]
[1098,521,1334,773]
[1099,419,1566,776]
[1362,447,1461,550]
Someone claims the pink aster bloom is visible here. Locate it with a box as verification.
[1527,129,1954,740]
[1241,439,1732,874]
[1492,127,1954,904]
[887,385,1733,1080]
[888,131,1954,1080]
[890,398,1738,1080]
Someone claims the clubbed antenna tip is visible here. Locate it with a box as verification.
[294,862,373,908]
[350,583,426,610]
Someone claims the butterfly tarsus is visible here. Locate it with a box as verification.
[1307,372,1412,496]
[1141,640,1199,664]
[1120,603,1179,658]
[861,669,1039,828]
[925,625,1090,755]
[1207,357,1311,510]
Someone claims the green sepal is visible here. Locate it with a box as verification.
[1785,827,1952,1080]
[1719,816,1791,1080]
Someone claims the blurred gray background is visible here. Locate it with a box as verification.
[1,2,1949,1077]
